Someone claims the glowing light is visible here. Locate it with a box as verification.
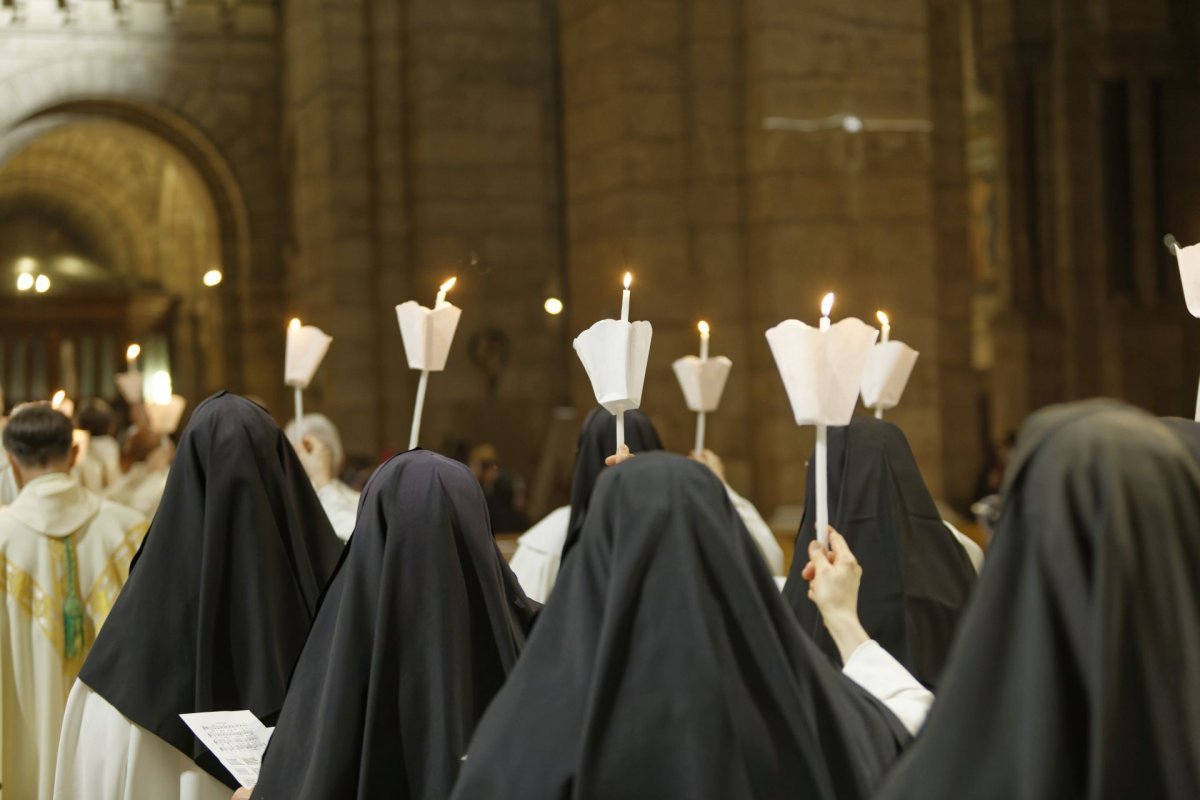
[15,273,33,292]
[544,297,564,315]
[697,320,710,335]
[148,371,173,405]
[289,318,302,331]
[623,272,632,289]
[126,344,141,361]
[876,310,889,326]
[439,277,457,293]
[842,115,864,133]
[51,390,66,409]
[202,269,223,287]
[34,274,50,293]
[820,292,835,317]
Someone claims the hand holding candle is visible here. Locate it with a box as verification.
[765,291,878,548]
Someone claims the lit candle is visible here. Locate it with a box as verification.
[620,272,632,322]
[288,318,305,440]
[435,276,457,309]
[695,321,711,456]
[875,310,890,420]
[126,343,141,373]
[815,292,834,546]
[51,389,66,409]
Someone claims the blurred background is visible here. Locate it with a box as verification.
[0,0,1197,524]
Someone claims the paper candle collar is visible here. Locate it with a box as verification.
[1176,242,1200,317]
[672,356,733,413]
[285,324,333,389]
[573,319,653,414]
[766,317,879,426]
[395,301,463,372]
[860,341,920,411]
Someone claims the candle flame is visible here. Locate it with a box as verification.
[126,343,141,361]
[440,277,457,293]
[51,390,66,409]
[821,292,835,317]
[876,310,889,326]
[289,318,302,331]
[623,272,632,289]
[697,320,710,335]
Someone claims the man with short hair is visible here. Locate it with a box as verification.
[0,403,147,800]
[73,398,122,493]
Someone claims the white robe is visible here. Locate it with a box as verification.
[54,681,231,800]
[509,486,785,603]
[104,463,170,522]
[316,479,360,541]
[945,521,985,573]
[842,639,934,735]
[0,473,147,800]
[74,436,122,495]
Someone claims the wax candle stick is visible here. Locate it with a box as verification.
[875,311,890,419]
[288,319,306,440]
[695,321,710,455]
[815,292,834,546]
[126,343,141,373]
[408,277,458,449]
[616,272,633,451]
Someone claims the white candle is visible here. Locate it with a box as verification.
[875,310,890,419]
[620,272,632,322]
[288,319,305,440]
[435,276,457,309]
[816,292,834,546]
[695,321,710,455]
[126,343,141,373]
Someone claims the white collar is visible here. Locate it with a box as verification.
[4,472,101,537]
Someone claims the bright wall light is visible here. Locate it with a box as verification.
[544,297,564,315]
[34,274,50,293]
[202,269,223,287]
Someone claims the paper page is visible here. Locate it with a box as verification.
[1177,243,1200,318]
[860,341,920,410]
[180,710,271,788]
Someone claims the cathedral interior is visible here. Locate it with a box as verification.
[1,0,1198,520]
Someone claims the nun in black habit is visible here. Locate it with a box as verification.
[450,452,908,800]
[55,392,345,799]
[249,449,537,800]
[509,406,663,601]
[782,416,976,687]
[876,401,1200,799]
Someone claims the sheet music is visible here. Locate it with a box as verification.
[180,710,272,787]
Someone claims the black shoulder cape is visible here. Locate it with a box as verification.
[251,450,537,800]
[876,401,1200,798]
[451,452,908,800]
[561,405,662,559]
[781,416,975,686]
[78,392,344,788]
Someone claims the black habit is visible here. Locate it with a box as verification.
[251,449,537,799]
[561,405,663,559]
[782,416,976,687]
[876,401,1200,799]
[451,452,908,800]
[78,392,344,788]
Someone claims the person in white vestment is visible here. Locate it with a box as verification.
[801,528,934,735]
[0,404,148,800]
[73,399,123,494]
[286,414,359,540]
[103,426,173,521]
